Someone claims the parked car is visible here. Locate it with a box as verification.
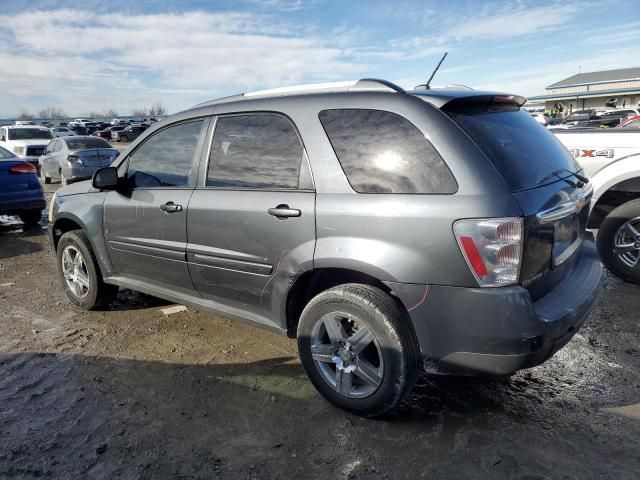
[617,115,640,129]
[554,129,640,283]
[112,124,146,142]
[48,79,601,416]
[70,126,89,135]
[0,125,54,166]
[0,145,45,227]
[563,109,632,128]
[68,118,91,128]
[38,136,119,186]
[94,125,125,140]
[51,127,76,137]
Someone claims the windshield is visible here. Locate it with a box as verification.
[445,104,581,192]
[7,128,54,140]
[66,138,111,150]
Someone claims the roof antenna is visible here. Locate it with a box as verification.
[424,52,448,90]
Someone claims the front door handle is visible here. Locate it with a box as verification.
[160,201,183,213]
[268,204,301,219]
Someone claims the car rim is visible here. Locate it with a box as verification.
[310,312,384,399]
[613,216,640,268]
[61,246,90,299]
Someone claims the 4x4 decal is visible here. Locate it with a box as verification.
[569,148,615,159]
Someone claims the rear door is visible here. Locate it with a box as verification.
[103,118,208,296]
[186,113,315,329]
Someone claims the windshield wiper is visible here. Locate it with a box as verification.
[536,169,588,187]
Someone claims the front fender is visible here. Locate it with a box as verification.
[53,192,113,276]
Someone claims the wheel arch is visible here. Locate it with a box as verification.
[589,175,640,228]
[285,267,409,338]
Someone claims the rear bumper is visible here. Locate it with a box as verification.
[0,197,46,215]
[387,235,602,376]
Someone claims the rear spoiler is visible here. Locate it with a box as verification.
[411,90,527,109]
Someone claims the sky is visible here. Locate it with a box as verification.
[0,0,638,117]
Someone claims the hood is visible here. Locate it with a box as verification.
[56,179,94,197]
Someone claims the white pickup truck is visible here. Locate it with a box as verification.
[554,130,640,283]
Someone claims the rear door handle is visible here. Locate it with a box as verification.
[160,202,183,213]
[268,204,301,219]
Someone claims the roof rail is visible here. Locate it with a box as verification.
[242,78,405,98]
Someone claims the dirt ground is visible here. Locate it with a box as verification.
[1,182,639,480]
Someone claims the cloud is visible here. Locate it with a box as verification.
[447,2,585,39]
[0,9,365,116]
[474,45,640,96]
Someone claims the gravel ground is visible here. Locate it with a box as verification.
[0,182,639,479]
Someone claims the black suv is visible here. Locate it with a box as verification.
[49,79,601,416]
[114,125,147,142]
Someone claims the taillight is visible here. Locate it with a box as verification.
[67,155,80,163]
[454,217,523,287]
[9,163,36,174]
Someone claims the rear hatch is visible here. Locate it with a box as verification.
[443,97,592,298]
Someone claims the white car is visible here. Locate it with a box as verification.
[0,125,54,166]
[68,118,92,127]
[554,129,640,282]
[50,127,76,137]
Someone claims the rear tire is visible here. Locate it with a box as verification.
[40,166,51,184]
[18,210,42,228]
[56,230,119,309]
[597,199,640,284]
[297,284,420,417]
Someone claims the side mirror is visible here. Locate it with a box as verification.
[92,167,119,191]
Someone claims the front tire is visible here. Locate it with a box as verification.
[56,231,119,309]
[297,284,420,417]
[597,199,640,283]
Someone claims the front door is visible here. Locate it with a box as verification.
[187,113,316,328]
[104,118,208,296]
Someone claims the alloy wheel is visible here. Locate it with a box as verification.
[613,216,640,268]
[61,246,90,299]
[310,312,384,399]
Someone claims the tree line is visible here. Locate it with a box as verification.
[17,102,167,120]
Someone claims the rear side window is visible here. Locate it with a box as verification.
[444,103,581,192]
[318,109,457,194]
[127,119,204,188]
[207,114,303,189]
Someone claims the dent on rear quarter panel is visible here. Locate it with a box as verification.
[55,193,112,275]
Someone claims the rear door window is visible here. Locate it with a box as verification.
[444,103,581,192]
[318,109,457,194]
[207,114,303,189]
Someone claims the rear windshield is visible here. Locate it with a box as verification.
[65,138,111,150]
[444,104,580,191]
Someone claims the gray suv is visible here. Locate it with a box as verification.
[48,79,602,416]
